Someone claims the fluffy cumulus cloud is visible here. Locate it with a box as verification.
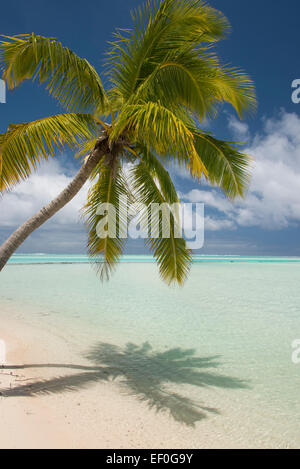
[0,159,90,229]
[227,115,250,140]
[181,111,300,231]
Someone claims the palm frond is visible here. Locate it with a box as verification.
[111,101,207,179]
[75,138,99,159]
[133,48,256,119]
[131,160,192,285]
[83,161,130,280]
[0,113,98,190]
[208,66,256,118]
[136,144,179,205]
[192,131,252,198]
[106,0,230,101]
[0,34,107,112]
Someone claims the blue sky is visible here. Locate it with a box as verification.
[0,0,300,255]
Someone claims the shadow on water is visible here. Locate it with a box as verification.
[1,342,249,426]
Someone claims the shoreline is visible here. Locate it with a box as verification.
[0,316,221,449]
[0,295,297,449]
[0,314,251,450]
[0,320,74,448]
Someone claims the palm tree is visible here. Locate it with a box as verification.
[0,0,255,284]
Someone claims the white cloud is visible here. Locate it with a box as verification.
[227,115,250,139]
[0,159,90,228]
[204,216,235,231]
[180,189,233,213]
[181,111,300,231]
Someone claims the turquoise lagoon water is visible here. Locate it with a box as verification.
[7,253,300,264]
[1,256,300,447]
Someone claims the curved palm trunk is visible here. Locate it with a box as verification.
[0,148,105,271]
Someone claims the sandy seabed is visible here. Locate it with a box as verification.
[0,318,209,449]
[0,312,294,450]
[2,262,300,449]
[0,318,238,449]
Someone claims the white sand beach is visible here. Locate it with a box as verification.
[0,316,232,450]
[0,307,297,449]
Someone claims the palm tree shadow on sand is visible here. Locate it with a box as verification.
[1,342,249,426]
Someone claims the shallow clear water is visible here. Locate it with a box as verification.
[1,258,300,447]
[8,253,300,264]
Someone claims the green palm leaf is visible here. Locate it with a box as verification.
[111,101,207,179]
[131,160,192,285]
[192,131,252,198]
[83,161,130,280]
[135,144,179,205]
[0,113,98,190]
[106,0,230,101]
[134,50,256,119]
[0,34,107,113]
